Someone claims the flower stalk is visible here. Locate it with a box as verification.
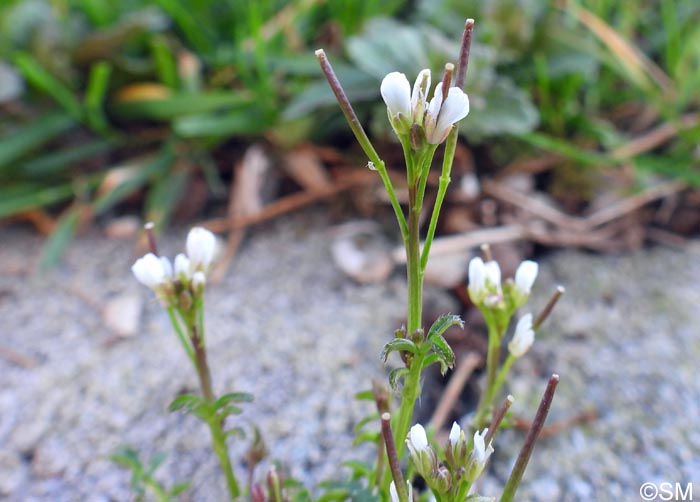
[132,226,242,500]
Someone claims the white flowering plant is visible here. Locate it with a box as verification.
[315,18,564,502]
[132,224,250,499]
[124,17,565,502]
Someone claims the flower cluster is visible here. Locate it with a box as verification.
[405,422,494,498]
[467,257,538,309]
[132,226,217,307]
[380,68,470,145]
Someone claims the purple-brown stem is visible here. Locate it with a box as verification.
[485,394,514,444]
[381,413,408,502]
[455,19,475,90]
[315,49,382,166]
[534,286,565,329]
[144,222,159,256]
[500,375,559,502]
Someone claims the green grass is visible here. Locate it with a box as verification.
[1,0,698,264]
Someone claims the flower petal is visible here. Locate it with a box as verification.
[380,72,412,119]
[430,87,469,144]
[186,227,217,270]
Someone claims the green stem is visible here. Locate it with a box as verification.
[473,320,503,429]
[420,128,459,271]
[454,479,472,502]
[490,354,516,404]
[167,307,195,364]
[145,477,169,502]
[392,182,424,456]
[188,305,240,500]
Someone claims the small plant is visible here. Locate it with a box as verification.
[124,18,565,502]
[110,446,189,502]
[131,224,251,500]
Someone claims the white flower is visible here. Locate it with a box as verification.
[192,271,206,293]
[132,253,169,290]
[469,256,486,296]
[424,83,470,144]
[186,227,216,271]
[389,481,399,502]
[409,423,429,452]
[381,72,412,134]
[160,256,173,279]
[484,260,501,288]
[174,253,191,278]
[390,481,413,502]
[411,69,431,122]
[515,260,538,295]
[449,421,462,448]
[508,313,534,358]
[471,428,494,466]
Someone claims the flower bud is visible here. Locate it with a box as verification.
[467,257,486,304]
[512,259,538,307]
[132,253,169,290]
[191,271,206,295]
[266,466,283,502]
[178,289,193,311]
[484,261,501,289]
[381,72,413,135]
[409,423,428,452]
[406,423,437,478]
[390,480,413,502]
[430,466,452,494]
[174,253,191,279]
[186,227,217,271]
[515,260,538,295]
[449,421,468,463]
[466,428,494,483]
[508,313,534,358]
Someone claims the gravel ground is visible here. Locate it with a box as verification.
[1,211,698,501]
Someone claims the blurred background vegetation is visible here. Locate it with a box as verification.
[1,0,699,265]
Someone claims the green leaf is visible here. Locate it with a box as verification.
[218,404,243,417]
[93,150,174,215]
[354,390,374,401]
[0,113,75,169]
[150,35,179,89]
[146,451,167,475]
[352,430,380,447]
[173,107,270,137]
[462,78,540,140]
[19,140,113,177]
[14,52,83,119]
[215,392,254,408]
[39,205,82,270]
[169,482,191,497]
[110,446,142,471]
[168,394,204,413]
[224,427,246,439]
[168,393,213,420]
[429,334,455,374]
[111,92,253,120]
[85,61,112,132]
[0,182,75,218]
[519,132,608,166]
[341,460,372,480]
[388,367,409,392]
[353,413,379,433]
[380,338,418,363]
[427,313,464,341]
[144,167,189,229]
[422,353,441,368]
